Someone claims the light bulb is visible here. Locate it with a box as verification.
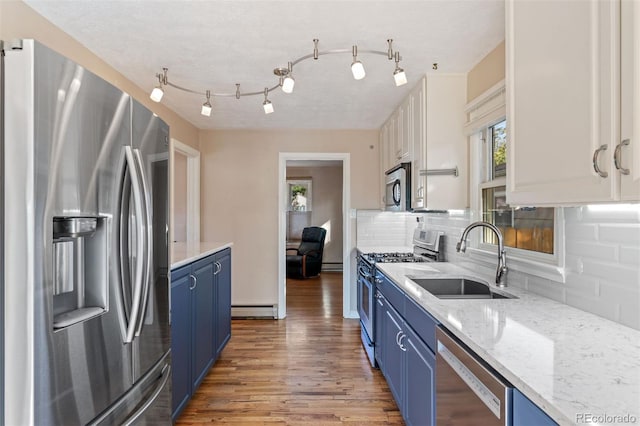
[282,75,295,94]
[351,61,366,80]
[263,100,274,114]
[150,86,164,102]
[394,68,407,86]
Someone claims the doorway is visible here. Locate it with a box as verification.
[278,153,353,319]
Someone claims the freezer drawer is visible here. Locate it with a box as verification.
[89,351,172,426]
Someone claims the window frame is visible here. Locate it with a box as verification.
[465,83,566,283]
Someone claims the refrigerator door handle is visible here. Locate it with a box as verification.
[121,363,171,426]
[122,146,147,344]
[133,148,153,336]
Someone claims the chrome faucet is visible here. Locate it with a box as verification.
[456,221,508,287]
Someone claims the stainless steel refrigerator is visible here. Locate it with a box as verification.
[1,39,171,425]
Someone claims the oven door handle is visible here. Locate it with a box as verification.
[358,266,373,280]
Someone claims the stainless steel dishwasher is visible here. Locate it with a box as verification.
[436,326,513,425]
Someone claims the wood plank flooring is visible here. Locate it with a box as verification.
[176,272,403,425]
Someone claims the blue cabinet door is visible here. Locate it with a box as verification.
[404,325,436,426]
[191,256,215,390]
[382,298,404,408]
[513,389,558,426]
[170,266,192,421]
[214,248,232,357]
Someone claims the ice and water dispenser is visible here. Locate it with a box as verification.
[52,216,108,329]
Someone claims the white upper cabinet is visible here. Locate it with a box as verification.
[506,0,638,205]
[379,74,467,211]
[620,0,640,200]
[423,74,467,210]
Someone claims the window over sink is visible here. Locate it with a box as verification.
[465,80,565,282]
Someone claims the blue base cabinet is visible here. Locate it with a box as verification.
[513,389,558,426]
[171,248,232,422]
[376,270,437,426]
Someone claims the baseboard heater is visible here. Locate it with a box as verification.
[231,305,278,319]
[322,262,343,272]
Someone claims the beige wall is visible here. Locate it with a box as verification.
[287,165,343,266]
[0,1,199,150]
[200,129,379,306]
[467,40,505,102]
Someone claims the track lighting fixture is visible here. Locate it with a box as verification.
[351,45,366,80]
[393,52,407,86]
[201,90,212,116]
[262,88,274,114]
[149,39,411,116]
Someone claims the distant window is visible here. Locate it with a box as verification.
[480,120,554,255]
[287,179,312,211]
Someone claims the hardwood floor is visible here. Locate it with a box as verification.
[176,272,402,425]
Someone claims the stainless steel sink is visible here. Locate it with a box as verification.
[409,277,517,299]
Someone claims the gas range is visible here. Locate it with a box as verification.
[362,252,427,264]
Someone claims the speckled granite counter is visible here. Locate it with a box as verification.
[375,262,640,426]
[171,241,233,269]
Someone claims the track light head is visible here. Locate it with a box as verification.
[393,52,407,86]
[275,62,295,94]
[201,90,212,116]
[150,68,168,102]
[351,45,366,80]
[263,88,274,114]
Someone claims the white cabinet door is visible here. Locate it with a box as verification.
[424,74,468,210]
[411,78,426,209]
[398,97,412,163]
[620,0,640,200]
[506,0,618,205]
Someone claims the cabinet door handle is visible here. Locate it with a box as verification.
[374,278,382,284]
[213,261,222,275]
[189,274,197,290]
[395,330,403,346]
[592,144,609,178]
[614,139,630,175]
[398,333,407,351]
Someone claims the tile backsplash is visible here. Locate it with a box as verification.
[356,207,640,330]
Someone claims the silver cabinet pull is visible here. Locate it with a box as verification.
[395,330,403,346]
[614,139,630,175]
[189,274,197,290]
[398,333,407,351]
[213,261,221,275]
[593,144,609,178]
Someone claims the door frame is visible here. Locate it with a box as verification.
[170,139,200,243]
[278,152,354,319]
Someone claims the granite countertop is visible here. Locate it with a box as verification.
[171,241,233,269]
[375,262,640,426]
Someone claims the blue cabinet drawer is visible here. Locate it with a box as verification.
[405,296,439,353]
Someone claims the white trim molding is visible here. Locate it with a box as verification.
[170,139,200,243]
[278,152,352,320]
[464,79,506,135]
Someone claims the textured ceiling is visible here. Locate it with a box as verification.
[24,0,504,130]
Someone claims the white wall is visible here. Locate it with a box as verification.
[357,207,640,330]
